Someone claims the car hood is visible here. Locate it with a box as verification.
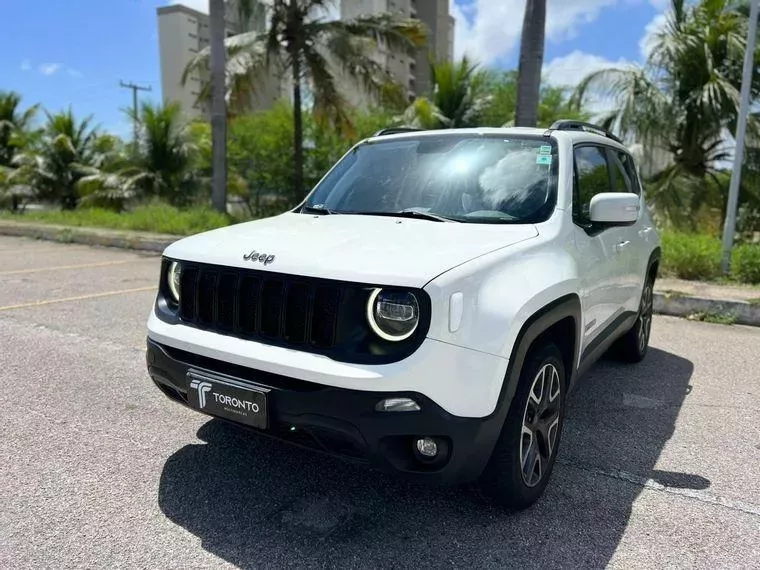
[164,213,539,287]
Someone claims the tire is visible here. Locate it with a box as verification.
[479,342,566,510]
[614,276,654,363]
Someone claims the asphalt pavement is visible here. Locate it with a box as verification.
[1,235,759,569]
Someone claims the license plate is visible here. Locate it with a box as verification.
[186,368,269,429]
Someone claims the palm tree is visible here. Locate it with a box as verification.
[0,91,39,210]
[79,102,200,210]
[184,0,426,199]
[514,0,547,127]
[0,91,38,168]
[209,0,228,214]
[11,109,98,210]
[399,56,491,129]
[573,0,760,229]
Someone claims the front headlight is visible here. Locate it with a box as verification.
[167,261,181,303]
[366,288,420,341]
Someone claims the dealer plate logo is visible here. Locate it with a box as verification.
[189,379,212,408]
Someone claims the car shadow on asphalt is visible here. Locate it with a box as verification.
[157,347,700,568]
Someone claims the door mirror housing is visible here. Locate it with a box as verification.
[589,193,639,225]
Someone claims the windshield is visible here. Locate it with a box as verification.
[303,135,558,224]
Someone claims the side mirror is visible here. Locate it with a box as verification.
[589,193,639,225]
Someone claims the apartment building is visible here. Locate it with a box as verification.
[340,0,455,104]
[157,1,285,119]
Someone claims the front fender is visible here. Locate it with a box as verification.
[424,231,581,361]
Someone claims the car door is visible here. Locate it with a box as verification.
[571,145,632,351]
[609,149,651,312]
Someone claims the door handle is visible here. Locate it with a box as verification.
[639,227,653,237]
[616,240,631,252]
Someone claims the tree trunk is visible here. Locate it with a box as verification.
[292,59,305,200]
[210,0,228,214]
[514,0,547,128]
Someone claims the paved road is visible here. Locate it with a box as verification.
[1,236,759,569]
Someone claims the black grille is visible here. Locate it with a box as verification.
[178,264,341,349]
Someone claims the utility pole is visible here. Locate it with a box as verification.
[721,0,759,274]
[119,80,152,148]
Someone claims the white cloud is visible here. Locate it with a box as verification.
[543,50,633,115]
[639,11,667,60]
[648,0,670,9]
[20,59,32,71]
[38,63,61,76]
[67,67,84,78]
[543,50,631,88]
[451,0,621,66]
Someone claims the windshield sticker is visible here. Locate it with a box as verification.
[536,155,552,165]
[539,145,552,155]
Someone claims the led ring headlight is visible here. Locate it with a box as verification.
[366,288,420,342]
[167,261,182,303]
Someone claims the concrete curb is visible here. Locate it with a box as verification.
[653,293,760,327]
[2,219,759,327]
[0,220,177,253]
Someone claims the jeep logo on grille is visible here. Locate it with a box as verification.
[243,250,275,265]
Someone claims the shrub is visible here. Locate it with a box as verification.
[660,232,722,280]
[731,243,760,284]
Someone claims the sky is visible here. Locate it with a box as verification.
[0,0,671,137]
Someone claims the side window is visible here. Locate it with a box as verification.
[610,153,633,193]
[617,151,641,195]
[573,146,611,226]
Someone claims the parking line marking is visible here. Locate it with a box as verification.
[0,244,61,253]
[0,259,149,276]
[0,286,157,312]
[0,247,75,255]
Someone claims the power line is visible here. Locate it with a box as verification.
[119,80,152,145]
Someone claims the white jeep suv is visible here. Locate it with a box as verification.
[146,121,661,509]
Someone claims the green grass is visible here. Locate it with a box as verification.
[1,203,235,236]
[660,231,723,281]
[748,297,760,306]
[732,244,760,285]
[660,231,760,285]
[660,289,687,299]
[687,310,737,325]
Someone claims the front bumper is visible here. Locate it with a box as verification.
[147,310,508,418]
[147,338,506,485]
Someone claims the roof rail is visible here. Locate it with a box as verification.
[548,120,623,144]
[372,127,425,137]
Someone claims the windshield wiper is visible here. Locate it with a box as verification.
[352,210,459,223]
[301,204,336,215]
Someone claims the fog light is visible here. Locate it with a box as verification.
[415,437,438,458]
[375,398,420,412]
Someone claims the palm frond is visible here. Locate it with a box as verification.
[319,13,427,56]
[321,29,390,98]
[182,31,272,113]
[301,44,352,133]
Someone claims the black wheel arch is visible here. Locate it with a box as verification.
[647,247,662,281]
[469,294,582,481]
[497,294,583,411]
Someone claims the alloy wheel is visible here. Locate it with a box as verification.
[637,283,653,353]
[520,363,562,488]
